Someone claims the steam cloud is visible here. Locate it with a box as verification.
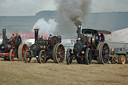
[57,0,91,26]
[56,0,91,38]
[33,0,91,38]
[33,18,57,34]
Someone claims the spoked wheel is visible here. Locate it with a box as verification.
[118,55,126,64]
[66,48,73,65]
[24,50,31,63]
[9,49,15,61]
[84,48,92,65]
[18,43,29,61]
[37,50,47,63]
[53,43,65,63]
[97,42,109,64]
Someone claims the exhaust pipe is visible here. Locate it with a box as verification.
[77,25,81,39]
[74,20,82,39]
[2,29,6,43]
[34,29,39,44]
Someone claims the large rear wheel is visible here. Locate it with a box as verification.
[53,43,65,63]
[18,43,28,61]
[97,42,109,64]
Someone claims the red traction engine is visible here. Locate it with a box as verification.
[0,29,28,61]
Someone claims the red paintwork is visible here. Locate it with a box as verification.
[48,40,50,44]
[80,56,85,58]
[10,33,48,39]
[72,56,76,57]
[0,53,10,57]
[11,50,15,61]
[25,51,29,61]
[22,44,29,60]
[72,56,85,58]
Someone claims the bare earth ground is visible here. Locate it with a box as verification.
[0,59,128,85]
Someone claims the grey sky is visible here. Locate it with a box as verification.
[0,0,128,16]
[91,0,128,12]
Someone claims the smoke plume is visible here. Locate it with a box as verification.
[33,18,57,35]
[56,0,91,38]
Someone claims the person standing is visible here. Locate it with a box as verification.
[48,34,52,40]
[14,33,22,58]
[10,34,15,41]
[15,33,22,45]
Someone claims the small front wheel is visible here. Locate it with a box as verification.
[84,48,92,65]
[24,50,31,63]
[9,49,15,61]
[66,48,72,65]
[37,50,47,63]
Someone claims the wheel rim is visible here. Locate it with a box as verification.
[56,44,65,63]
[88,49,92,64]
[39,50,46,63]
[9,49,15,61]
[102,43,109,64]
[18,44,29,61]
[22,44,28,59]
[66,49,72,64]
[84,48,92,64]
[24,50,31,62]
[121,55,125,64]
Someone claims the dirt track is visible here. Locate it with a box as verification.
[0,59,128,85]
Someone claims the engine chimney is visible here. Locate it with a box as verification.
[77,25,82,39]
[2,29,6,43]
[34,29,39,44]
[74,20,82,39]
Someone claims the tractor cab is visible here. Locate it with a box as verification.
[82,29,111,47]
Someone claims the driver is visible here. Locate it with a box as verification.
[15,33,22,45]
[48,34,52,40]
[14,33,22,58]
[10,33,15,41]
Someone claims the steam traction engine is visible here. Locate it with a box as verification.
[0,29,28,61]
[66,25,110,64]
[24,29,65,63]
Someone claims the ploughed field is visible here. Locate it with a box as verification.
[0,59,128,85]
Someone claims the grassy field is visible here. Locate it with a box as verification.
[0,59,128,85]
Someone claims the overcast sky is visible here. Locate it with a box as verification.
[0,0,128,16]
